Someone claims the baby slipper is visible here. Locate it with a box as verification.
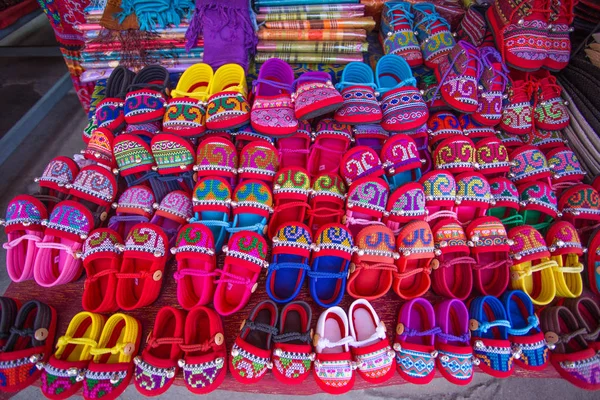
[115,223,169,310]
[517,181,559,232]
[266,223,312,303]
[206,63,250,130]
[238,141,280,184]
[81,229,122,313]
[41,312,105,400]
[194,137,238,187]
[340,146,384,187]
[134,306,185,396]
[293,71,343,120]
[420,170,458,223]
[124,65,170,124]
[394,221,435,300]
[0,300,56,392]
[307,173,346,234]
[561,297,600,352]
[380,2,422,65]
[426,111,462,147]
[454,172,493,225]
[229,180,273,235]
[172,224,217,309]
[313,307,355,394]
[546,147,585,190]
[474,137,510,178]
[272,301,314,384]
[308,223,354,308]
[380,134,422,190]
[214,232,269,316]
[34,156,79,210]
[178,306,227,394]
[433,136,476,174]
[84,128,116,168]
[344,177,389,236]
[307,119,353,178]
[488,177,523,228]
[546,222,584,298]
[334,62,382,125]
[112,134,156,187]
[190,177,232,250]
[348,299,395,383]
[230,300,278,384]
[384,182,427,234]
[150,134,196,193]
[84,313,141,400]
[459,114,496,142]
[251,58,298,136]
[393,298,438,384]
[268,168,311,238]
[94,66,134,132]
[108,186,155,239]
[150,191,193,247]
[347,225,397,300]
[508,146,552,186]
[559,184,600,243]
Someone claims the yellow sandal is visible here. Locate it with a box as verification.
[546,222,584,298]
[205,63,250,130]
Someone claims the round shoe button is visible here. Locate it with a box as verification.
[395,323,404,335]
[545,331,559,344]
[34,328,49,341]
[214,333,224,346]
[123,343,135,356]
[430,259,440,270]
[152,270,163,281]
[100,211,108,222]
[469,319,479,331]
[251,282,258,293]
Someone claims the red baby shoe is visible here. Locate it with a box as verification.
[194,137,238,187]
[124,65,169,124]
[433,136,476,174]
[473,47,509,126]
[488,177,524,228]
[344,177,389,236]
[307,173,347,234]
[426,111,463,147]
[150,133,195,178]
[238,141,280,183]
[380,2,423,66]
[293,72,344,120]
[474,137,511,178]
[546,0,576,71]
[413,2,456,68]
[35,156,79,210]
[334,62,382,125]
[340,146,384,186]
[108,186,155,239]
[559,185,600,243]
[230,180,273,235]
[508,146,552,185]
[547,147,585,190]
[499,78,533,135]
[532,72,570,131]
[268,167,311,238]
[84,128,116,168]
[394,220,435,300]
[384,182,427,234]
[307,119,353,178]
[381,134,422,191]
[150,191,193,246]
[521,128,565,150]
[518,181,559,231]
[454,172,493,225]
[420,170,458,222]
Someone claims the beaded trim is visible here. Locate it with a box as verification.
[225,249,269,268]
[232,201,272,213]
[0,354,40,369]
[43,362,85,378]
[134,356,176,378]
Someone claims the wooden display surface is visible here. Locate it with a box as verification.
[3,260,561,397]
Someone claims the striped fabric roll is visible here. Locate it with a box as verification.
[255,52,363,64]
[264,17,376,32]
[256,11,364,21]
[257,40,368,53]
[257,28,367,41]
[258,4,365,13]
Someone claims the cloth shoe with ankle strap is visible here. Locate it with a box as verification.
[307,173,346,234]
[384,182,427,234]
[313,307,355,394]
[0,300,56,392]
[488,177,524,228]
[376,54,428,132]
[40,312,105,400]
[547,147,585,191]
[108,186,155,239]
[394,221,435,300]
[272,301,314,384]
[238,141,280,184]
[558,184,600,243]
[393,298,438,384]
[205,63,250,130]
[474,137,510,178]
[190,177,232,251]
[546,221,584,298]
[517,181,559,232]
[334,62,382,125]
[307,119,353,179]
[340,146,384,187]
[133,306,185,396]
[532,71,569,130]
[95,66,135,133]
[178,306,227,394]
[229,180,273,236]
[163,63,213,137]
[433,136,477,174]
[292,72,343,121]
[194,137,238,187]
[112,134,157,188]
[343,177,389,236]
[412,2,456,69]
[508,146,552,185]
[420,170,458,223]
[230,300,278,384]
[251,58,298,136]
[380,2,422,65]
[381,134,422,191]
[546,0,576,71]
[83,313,141,400]
[34,156,79,211]
[81,229,122,313]
[454,172,493,226]
[500,78,534,135]
[348,299,395,384]
[562,297,600,352]
[124,65,170,125]
[150,134,196,194]
[508,225,557,305]
[268,167,311,238]
[473,47,509,126]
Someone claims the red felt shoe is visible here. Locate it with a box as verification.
[307,173,347,234]
[531,70,570,131]
[499,77,534,135]
[545,0,576,71]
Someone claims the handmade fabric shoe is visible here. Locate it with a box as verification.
[313,307,355,394]
[393,298,438,384]
[434,299,473,385]
[112,134,156,187]
[459,114,496,142]
[124,65,170,125]
[546,147,585,190]
[540,306,600,390]
[150,134,196,193]
[163,63,213,137]
[251,58,298,136]
[34,156,79,210]
[40,312,105,400]
[521,128,564,150]
[214,232,269,316]
[384,182,427,234]
[172,224,217,309]
[266,223,312,303]
[434,41,481,113]
[562,297,600,351]
[469,295,514,378]
[149,191,193,247]
[426,111,463,147]
[108,186,155,239]
[380,2,422,65]
[381,134,422,190]
[495,129,524,150]
[457,4,491,47]
[340,146,384,187]
[334,62,382,125]
[2,195,47,282]
[178,306,227,394]
[94,66,135,133]
[84,128,116,168]
[229,180,273,235]
[545,0,576,71]
[454,172,493,225]
[499,78,533,135]
[307,119,353,178]
[0,300,56,392]
[293,72,343,120]
[348,299,395,383]
[272,301,314,384]
[206,63,250,130]
[431,220,475,300]
[81,229,122,313]
[517,181,559,232]
[353,125,389,152]
[230,300,278,384]
[420,170,458,222]
[546,222,584,298]
[433,136,476,174]
[500,290,550,371]
[486,0,550,71]
[532,71,569,131]
[0,297,18,350]
[307,173,346,234]
[394,221,435,300]
[277,120,311,170]
[474,137,511,178]
[508,225,557,306]
[488,177,524,227]
[67,165,118,222]
[473,47,509,126]
[413,2,456,68]
[133,307,184,396]
[194,137,238,187]
[375,54,429,132]
[238,141,280,184]
[467,217,512,297]
[308,223,354,308]
[344,177,389,236]
[558,185,600,243]
[347,225,397,300]
[84,313,141,400]
[268,168,311,238]
[190,177,232,251]
[115,223,169,310]
[508,146,552,185]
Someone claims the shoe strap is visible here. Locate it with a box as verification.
[439,256,477,269]
[106,66,136,98]
[351,321,387,347]
[437,331,470,343]
[171,63,212,100]
[252,78,293,93]
[268,262,311,272]
[3,300,52,352]
[3,234,42,250]
[127,65,170,94]
[241,319,279,336]
[317,335,355,350]
[0,297,18,341]
[402,326,442,338]
[273,330,311,344]
[180,335,220,353]
[512,260,557,279]
[174,269,220,280]
[473,258,511,271]
[307,270,347,279]
[507,315,540,336]
[336,61,377,92]
[147,336,183,348]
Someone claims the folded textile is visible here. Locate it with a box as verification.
[256,11,364,21]
[255,0,360,5]
[257,28,366,41]
[82,56,203,69]
[257,40,368,53]
[82,48,204,62]
[258,4,365,12]
[81,65,193,82]
[254,52,363,63]
[264,17,375,32]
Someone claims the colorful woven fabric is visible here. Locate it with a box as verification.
[195,138,237,180]
[151,135,195,175]
[509,146,551,184]
[239,142,280,182]
[341,147,383,185]
[475,138,510,176]
[163,97,206,137]
[113,135,155,177]
[4,195,47,230]
[386,183,427,222]
[421,171,457,204]
[311,174,347,202]
[273,168,311,198]
[394,347,435,380]
[346,178,389,216]
[46,201,93,238]
[181,357,225,391]
[70,165,117,206]
[433,137,476,173]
